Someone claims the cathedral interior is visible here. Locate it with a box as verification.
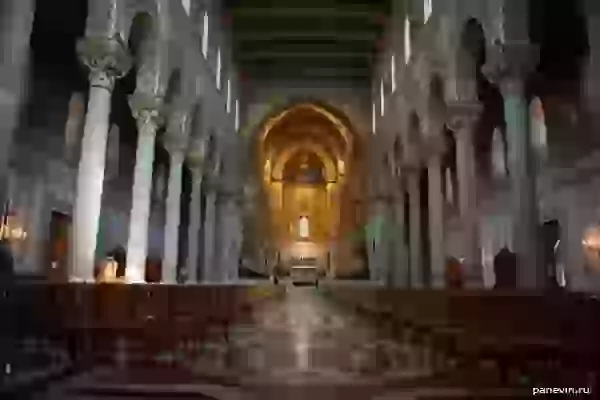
[2,0,600,398]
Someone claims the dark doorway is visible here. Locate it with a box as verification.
[46,211,71,282]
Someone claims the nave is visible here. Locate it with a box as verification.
[3,282,598,399]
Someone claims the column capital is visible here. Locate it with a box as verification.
[483,40,539,95]
[129,91,164,128]
[447,101,483,133]
[76,35,132,90]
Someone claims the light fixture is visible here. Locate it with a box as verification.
[0,218,27,241]
[181,0,191,16]
[391,54,396,93]
[202,12,208,58]
[424,0,432,24]
[235,99,239,132]
[216,47,221,89]
[226,78,231,113]
[372,102,376,134]
[380,80,385,117]
[404,17,411,65]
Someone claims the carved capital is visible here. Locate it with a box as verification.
[447,101,482,133]
[76,35,131,90]
[129,91,164,129]
[483,40,539,95]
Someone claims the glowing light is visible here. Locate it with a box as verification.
[226,78,231,113]
[424,0,432,23]
[181,0,190,15]
[404,17,411,65]
[216,47,221,90]
[372,103,377,134]
[235,99,239,132]
[299,216,309,239]
[202,12,208,58]
[380,80,385,117]
[391,54,396,93]
[337,159,345,175]
[530,97,547,158]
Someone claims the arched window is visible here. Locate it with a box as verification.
[299,216,309,239]
[530,97,547,159]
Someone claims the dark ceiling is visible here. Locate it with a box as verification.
[224,0,390,85]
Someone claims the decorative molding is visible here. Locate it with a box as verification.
[129,91,164,128]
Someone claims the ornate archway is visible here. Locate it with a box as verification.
[247,101,366,278]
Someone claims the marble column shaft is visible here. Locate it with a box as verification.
[125,107,161,283]
[202,189,217,282]
[485,41,541,288]
[428,155,445,288]
[502,79,541,288]
[392,184,408,287]
[452,108,483,287]
[218,197,241,282]
[163,148,184,284]
[407,173,422,288]
[70,37,131,280]
[186,167,202,283]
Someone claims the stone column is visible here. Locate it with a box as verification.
[162,138,186,284]
[372,196,391,283]
[427,154,445,288]
[186,165,203,283]
[449,101,483,287]
[216,193,242,282]
[392,180,408,287]
[125,94,162,283]
[407,172,422,288]
[70,37,131,281]
[485,41,542,289]
[203,185,217,282]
